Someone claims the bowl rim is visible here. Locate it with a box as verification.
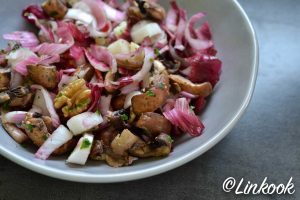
[0,0,259,183]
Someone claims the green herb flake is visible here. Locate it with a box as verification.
[42,135,48,141]
[154,48,160,56]
[80,139,91,149]
[146,90,155,97]
[149,58,154,63]
[166,135,174,143]
[26,124,34,132]
[120,114,129,121]
[95,109,101,115]
[49,11,58,17]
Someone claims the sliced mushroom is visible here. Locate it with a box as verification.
[151,70,170,91]
[22,113,51,147]
[115,48,145,71]
[41,115,55,133]
[127,0,166,23]
[129,133,173,158]
[64,0,79,6]
[169,75,212,97]
[73,64,94,82]
[90,139,137,167]
[111,95,126,111]
[132,71,170,115]
[136,112,171,137]
[0,68,11,91]
[42,0,68,19]
[0,92,10,104]
[2,123,28,144]
[27,64,58,90]
[127,6,145,24]
[90,140,106,161]
[105,153,135,168]
[104,71,117,93]
[9,93,34,108]
[0,86,32,105]
[131,88,167,115]
[111,129,139,156]
[97,126,119,146]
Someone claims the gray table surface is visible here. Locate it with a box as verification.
[0,0,299,199]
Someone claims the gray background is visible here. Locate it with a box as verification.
[0,0,299,199]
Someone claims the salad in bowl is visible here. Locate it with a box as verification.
[0,0,222,168]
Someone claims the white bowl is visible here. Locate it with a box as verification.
[0,0,258,183]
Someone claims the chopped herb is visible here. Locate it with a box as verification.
[158,82,165,89]
[49,11,58,17]
[57,92,63,98]
[166,135,174,143]
[80,139,91,149]
[42,135,48,141]
[95,109,101,115]
[146,90,155,97]
[154,48,160,56]
[149,58,154,63]
[26,124,34,132]
[120,114,129,121]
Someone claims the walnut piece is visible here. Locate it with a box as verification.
[54,79,92,117]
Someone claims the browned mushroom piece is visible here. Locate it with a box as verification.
[27,64,58,90]
[169,74,213,97]
[129,133,173,158]
[90,140,106,161]
[127,0,166,23]
[111,95,126,111]
[0,86,33,106]
[131,63,170,115]
[0,68,11,91]
[144,1,166,22]
[64,0,79,6]
[90,140,137,167]
[97,126,119,147]
[41,115,55,133]
[111,129,139,156]
[2,123,28,144]
[0,92,10,104]
[105,153,135,168]
[136,112,172,137]
[22,113,51,147]
[115,48,145,71]
[131,88,167,115]
[73,64,95,82]
[104,71,117,93]
[42,0,68,19]
[9,93,34,108]
[127,6,145,24]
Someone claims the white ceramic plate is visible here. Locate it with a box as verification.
[0,0,258,183]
